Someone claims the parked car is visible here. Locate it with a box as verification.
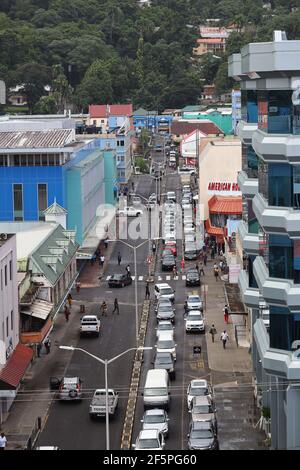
[155,144,163,152]
[118,206,143,217]
[156,304,175,323]
[184,242,198,260]
[108,274,132,288]
[154,283,175,302]
[165,241,177,256]
[153,351,176,380]
[161,254,176,271]
[190,396,218,433]
[156,331,177,360]
[167,191,176,202]
[155,299,175,313]
[185,310,205,333]
[184,223,195,234]
[187,294,203,311]
[187,421,219,450]
[141,409,169,438]
[186,269,201,287]
[187,379,213,409]
[58,377,82,401]
[156,320,174,338]
[132,430,165,450]
[185,233,196,243]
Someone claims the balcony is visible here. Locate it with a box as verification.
[237,120,258,144]
[237,171,259,198]
[253,256,300,311]
[253,192,300,237]
[252,129,300,164]
[238,268,260,308]
[237,220,260,255]
[254,318,300,380]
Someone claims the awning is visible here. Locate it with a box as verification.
[208,195,242,215]
[205,219,224,237]
[20,299,53,320]
[77,210,116,259]
[0,343,33,390]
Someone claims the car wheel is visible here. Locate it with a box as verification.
[122,283,125,287]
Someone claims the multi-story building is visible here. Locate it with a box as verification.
[229,30,300,449]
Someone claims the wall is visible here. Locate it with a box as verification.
[66,169,82,243]
[0,235,19,366]
[199,140,242,219]
[104,150,117,205]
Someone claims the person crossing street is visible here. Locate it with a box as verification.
[112,298,119,314]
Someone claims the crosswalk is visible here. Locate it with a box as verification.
[105,275,187,282]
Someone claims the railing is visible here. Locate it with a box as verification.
[234,324,247,347]
[25,416,42,450]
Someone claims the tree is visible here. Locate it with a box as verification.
[75,60,113,110]
[51,64,73,113]
[197,53,223,85]
[14,62,51,113]
[34,94,57,114]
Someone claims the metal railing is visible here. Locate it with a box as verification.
[234,324,247,347]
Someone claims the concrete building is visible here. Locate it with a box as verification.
[229,30,300,449]
[0,234,33,424]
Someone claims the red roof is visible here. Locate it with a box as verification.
[0,343,33,390]
[171,121,222,136]
[208,195,242,215]
[89,104,133,118]
[205,219,224,238]
[197,38,225,44]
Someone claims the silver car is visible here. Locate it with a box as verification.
[141,409,169,437]
[58,377,82,401]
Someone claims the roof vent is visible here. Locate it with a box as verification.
[273,30,287,42]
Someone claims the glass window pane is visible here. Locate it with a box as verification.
[38,184,47,220]
[268,164,292,207]
[13,184,23,221]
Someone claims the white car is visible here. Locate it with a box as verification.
[141,409,169,438]
[118,206,143,217]
[156,333,177,360]
[187,294,203,311]
[156,320,174,339]
[132,430,165,450]
[154,283,175,302]
[184,223,195,234]
[185,233,196,243]
[185,310,205,333]
[167,191,176,202]
[187,379,213,410]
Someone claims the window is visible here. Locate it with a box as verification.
[268,164,292,207]
[9,260,12,281]
[4,265,7,286]
[13,184,23,221]
[27,155,33,166]
[42,155,48,166]
[269,306,300,351]
[269,235,294,280]
[120,140,125,147]
[38,184,47,220]
[6,317,8,337]
[10,310,13,331]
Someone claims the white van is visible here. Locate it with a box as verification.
[156,330,177,360]
[143,369,170,410]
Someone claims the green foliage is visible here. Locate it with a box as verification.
[34,94,57,114]
[134,156,149,174]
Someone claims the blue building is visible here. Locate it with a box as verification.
[108,115,132,184]
[133,108,173,134]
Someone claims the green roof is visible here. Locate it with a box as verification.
[134,107,157,116]
[181,105,204,113]
[29,225,79,287]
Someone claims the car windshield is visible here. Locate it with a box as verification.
[157,340,174,349]
[158,306,173,312]
[191,387,208,396]
[139,439,159,449]
[158,324,172,330]
[113,275,123,280]
[156,356,172,364]
[145,415,165,424]
[187,315,202,322]
[191,430,213,439]
[144,388,167,396]
[193,405,212,414]
[160,288,173,295]
[189,297,200,303]
[188,272,199,277]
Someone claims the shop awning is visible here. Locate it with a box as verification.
[76,210,116,259]
[205,219,224,237]
[208,195,242,215]
[20,299,53,320]
[0,343,33,390]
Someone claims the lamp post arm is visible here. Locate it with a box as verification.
[70,347,106,365]
[107,347,140,365]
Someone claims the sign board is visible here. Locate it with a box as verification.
[207,182,241,196]
[193,346,202,355]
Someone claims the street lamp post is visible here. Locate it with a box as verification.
[59,346,152,450]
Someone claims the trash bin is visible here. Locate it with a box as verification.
[80,304,85,313]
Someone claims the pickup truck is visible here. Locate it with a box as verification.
[80,315,100,337]
[117,206,143,217]
[89,389,119,418]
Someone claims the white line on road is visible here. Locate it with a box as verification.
[166,275,171,280]
[182,275,186,280]
[138,276,143,281]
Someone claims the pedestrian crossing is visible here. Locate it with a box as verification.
[105,274,188,282]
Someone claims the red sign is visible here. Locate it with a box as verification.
[207,182,240,191]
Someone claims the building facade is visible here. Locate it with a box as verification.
[229,30,300,449]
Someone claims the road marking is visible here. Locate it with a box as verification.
[166,275,171,280]
[131,276,135,280]
[182,275,186,280]
[173,276,179,280]
[106,276,111,280]
[158,276,162,280]
[138,276,143,281]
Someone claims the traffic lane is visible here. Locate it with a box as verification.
[37,302,137,450]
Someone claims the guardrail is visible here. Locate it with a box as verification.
[25,416,42,450]
[234,324,247,347]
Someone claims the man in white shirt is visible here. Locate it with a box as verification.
[220,330,229,349]
[0,432,7,450]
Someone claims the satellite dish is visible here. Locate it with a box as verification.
[292,88,300,106]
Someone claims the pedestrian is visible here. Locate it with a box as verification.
[145,282,150,300]
[219,260,224,272]
[112,298,119,314]
[180,258,185,273]
[152,242,156,254]
[44,337,51,354]
[64,306,70,322]
[199,261,205,276]
[220,330,229,349]
[36,342,42,358]
[211,247,215,259]
[76,281,81,293]
[0,432,7,451]
[195,262,199,273]
[104,238,109,249]
[67,294,72,308]
[213,264,219,281]
[101,301,108,317]
[117,252,122,265]
[184,300,188,317]
[126,264,131,277]
[223,304,229,324]
[203,253,207,266]
[132,181,134,191]
[173,264,178,278]
[100,254,105,268]
[209,324,217,343]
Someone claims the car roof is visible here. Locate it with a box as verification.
[188,295,201,300]
[157,330,174,340]
[139,430,159,439]
[187,310,202,316]
[145,409,165,416]
[156,283,172,288]
[63,377,79,383]
[191,379,208,388]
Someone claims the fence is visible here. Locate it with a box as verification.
[25,416,42,450]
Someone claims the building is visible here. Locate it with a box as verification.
[171,119,223,143]
[232,89,242,135]
[0,81,6,105]
[193,37,226,56]
[182,108,233,135]
[180,130,207,166]
[133,108,157,131]
[201,85,217,101]
[0,233,33,424]
[229,30,300,449]
[198,139,242,243]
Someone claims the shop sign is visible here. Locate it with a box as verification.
[207,182,240,192]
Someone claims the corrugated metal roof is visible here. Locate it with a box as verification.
[208,195,242,214]
[205,219,224,238]
[171,121,223,136]
[20,299,53,320]
[0,129,73,149]
[44,200,67,215]
[0,343,33,390]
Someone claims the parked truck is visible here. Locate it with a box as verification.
[89,389,119,418]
